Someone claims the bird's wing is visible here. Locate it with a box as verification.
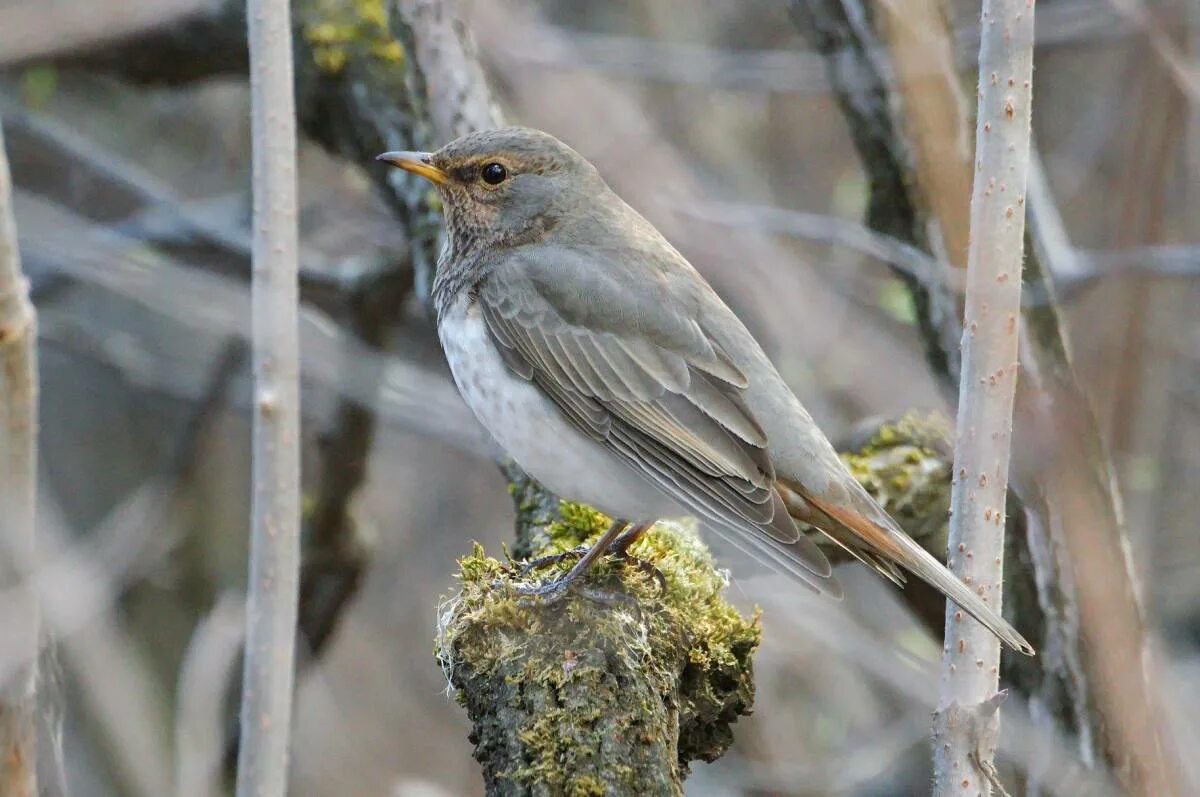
[478,248,835,593]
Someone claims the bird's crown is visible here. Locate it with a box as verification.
[430,126,588,179]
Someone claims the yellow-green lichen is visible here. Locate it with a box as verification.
[301,0,405,75]
[839,412,953,549]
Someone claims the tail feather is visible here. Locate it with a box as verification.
[803,491,1035,656]
[777,482,905,585]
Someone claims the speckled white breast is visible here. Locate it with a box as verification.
[437,294,683,522]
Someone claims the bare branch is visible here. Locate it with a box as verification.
[32,499,173,797]
[485,2,1135,94]
[875,0,974,269]
[686,197,1200,305]
[0,119,40,797]
[789,3,1188,789]
[176,594,246,797]
[235,0,302,794]
[0,0,222,66]
[932,2,1036,794]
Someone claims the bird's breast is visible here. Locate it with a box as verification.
[436,294,683,521]
[438,297,540,443]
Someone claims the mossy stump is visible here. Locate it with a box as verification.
[436,470,760,796]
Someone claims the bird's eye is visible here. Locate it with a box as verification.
[480,162,508,185]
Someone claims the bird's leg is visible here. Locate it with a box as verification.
[514,519,630,600]
[518,519,655,575]
[609,521,653,555]
[516,519,629,575]
[515,520,666,603]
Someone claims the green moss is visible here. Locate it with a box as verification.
[839,412,953,549]
[301,0,405,75]
[436,502,760,793]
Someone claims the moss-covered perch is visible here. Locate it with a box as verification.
[436,481,760,796]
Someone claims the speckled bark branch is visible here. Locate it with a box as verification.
[932,2,1034,795]
[236,0,303,795]
[0,119,39,797]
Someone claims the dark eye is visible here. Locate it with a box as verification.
[480,162,508,185]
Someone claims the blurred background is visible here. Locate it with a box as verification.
[0,0,1197,794]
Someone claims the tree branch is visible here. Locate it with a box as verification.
[0,119,40,797]
[932,2,1035,793]
[235,0,303,794]
[297,264,412,658]
[437,492,759,796]
[787,0,960,380]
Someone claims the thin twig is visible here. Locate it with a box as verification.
[177,594,246,797]
[0,0,220,66]
[932,2,1035,794]
[0,118,40,797]
[685,198,1200,302]
[235,0,302,794]
[484,2,1134,94]
[33,499,172,797]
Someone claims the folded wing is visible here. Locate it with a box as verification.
[479,251,835,594]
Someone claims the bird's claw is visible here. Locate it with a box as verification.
[512,577,634,608]
[510,547,667,607]
[516,546,589,576]
[613,551,668,594]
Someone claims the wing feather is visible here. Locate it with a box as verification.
[477,263,833,587]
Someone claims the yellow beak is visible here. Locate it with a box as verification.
[376,151,448,185]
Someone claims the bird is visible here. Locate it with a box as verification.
[377,127,1033,655]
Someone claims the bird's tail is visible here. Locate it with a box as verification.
[783,484,1035,656]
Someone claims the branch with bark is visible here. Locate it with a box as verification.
[235,0,303,794]
[437,475,760,796]
[932,1,1035,793]
[0,118,40,797]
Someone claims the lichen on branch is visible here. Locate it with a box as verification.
[436,500,760,796]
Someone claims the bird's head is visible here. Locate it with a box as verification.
[377,127,599,254]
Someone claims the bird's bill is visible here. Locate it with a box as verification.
[376,150,448,185]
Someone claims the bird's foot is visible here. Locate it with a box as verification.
[512,546,667,606]
[511,575,632,608]
[516,546,589,576]
[608,550,668,594]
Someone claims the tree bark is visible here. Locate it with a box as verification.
[236,0,303,795]
[439,472,760,796]
[0,118,40,797]
[932,1,1035,794]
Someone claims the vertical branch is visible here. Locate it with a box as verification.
[875,0,974,269]
[0,120,39,797]
[236,0,301,795]
[933,1,1034,795]
[786,0,960,380]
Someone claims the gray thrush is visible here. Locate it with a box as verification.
[378,127,1033,655]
